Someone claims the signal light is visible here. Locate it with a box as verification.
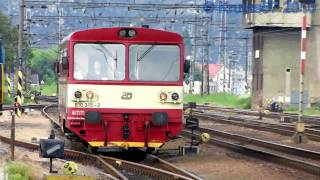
[171,93,179,101]
[74,91,82,99]
[159,92,168,101]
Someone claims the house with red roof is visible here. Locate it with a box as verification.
[196,63,230,93]
[185,63,248,94]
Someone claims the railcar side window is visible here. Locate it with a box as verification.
[59,48,68,76]
[129,45,180,81]
[73,44,125,80]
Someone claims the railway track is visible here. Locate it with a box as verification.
[192,104,320,126]
[40,104,201,180]
[3,104,47,111]
[0,134,199,179]
[0,102,202,179]
[182,127,320,175]
[34,95,58,103]
[192,112,320,142]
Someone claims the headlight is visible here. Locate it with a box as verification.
[128,29,136,37]
[119,29,136,38]
[171,93,179,101]
[119,30,127,37]
[86,91,94,99]
[159,92,168,101]
[74,91,82,98]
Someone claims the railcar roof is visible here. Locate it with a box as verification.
[61,27,183,44]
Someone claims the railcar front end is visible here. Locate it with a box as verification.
[57,27,186,151]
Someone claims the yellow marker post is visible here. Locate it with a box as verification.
[7,74,11,97]
[15,70,23,117]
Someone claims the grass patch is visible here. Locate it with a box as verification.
[5,162,36,180]
[41,83,57,96]
[284,105,320,116]
[184,93,251,109]
[3,79,57,104]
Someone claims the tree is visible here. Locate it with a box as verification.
[30,47,58,84]
[194,66,202,81]
[0,11,32,72]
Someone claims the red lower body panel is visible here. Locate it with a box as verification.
[64,108,182,148]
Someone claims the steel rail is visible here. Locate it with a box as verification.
[146,154,202,180]
[3,104,47,111]
[193,112,320,142]
[198,127,320,160]
[42,104,196,179]
[34,95,58,103]
[0,133,196,179]
[194,105,320,126]
[0,135,125,179]
[99,155,194,180]
[182,129,320,175]
[41,104,59,126]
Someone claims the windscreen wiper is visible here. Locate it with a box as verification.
[136,45,155,62]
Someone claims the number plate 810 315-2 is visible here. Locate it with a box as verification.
[75,102,100,108]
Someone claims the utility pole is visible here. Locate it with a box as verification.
[57,0,63,44]
[222,0,228,92]
[204,18,210,95]
[7,0,13,87]
[201,34,204,96]
[18,0,24,78]
[216,0,223,93]
[8,0,12,18]
[24,9,31,91]
[293,14,308,144]
[16,0,25,118]
[190,13,197,94]
[12,0,25,161]
[245,35,249,84]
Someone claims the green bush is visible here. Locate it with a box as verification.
[313,101,320,110]
[41,83,57,96]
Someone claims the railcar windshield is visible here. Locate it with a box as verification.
[73,43,125,80]
[129,45,180,81]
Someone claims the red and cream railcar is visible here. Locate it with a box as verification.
[57,27,187,151]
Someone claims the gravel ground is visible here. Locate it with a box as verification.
[199,118,320,152]
[0,110,111,179]
[161,138,319,180]
[0,143,113,179]
[1,110,319,179]
[0,110,52,142]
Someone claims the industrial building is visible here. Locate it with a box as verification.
[243,0,319,108]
